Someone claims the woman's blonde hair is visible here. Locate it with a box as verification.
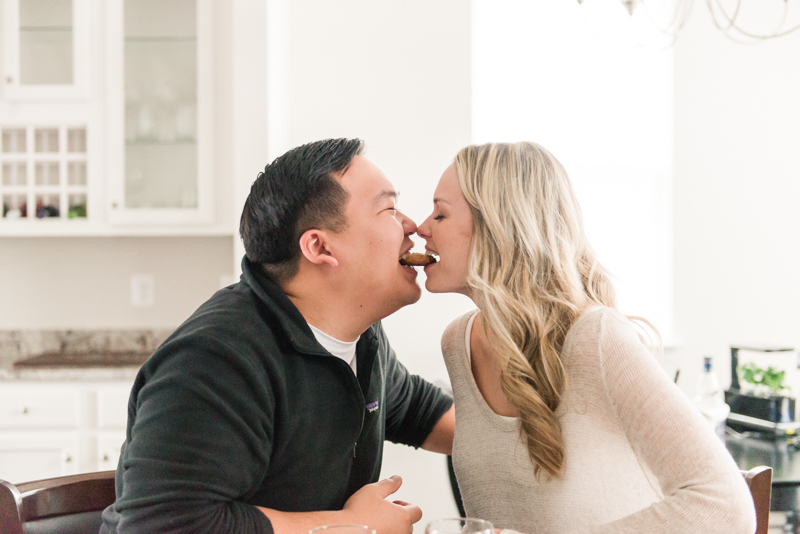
[454,141,619,480]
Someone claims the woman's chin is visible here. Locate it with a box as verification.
[424,276,455,294]
[423,277,445,293]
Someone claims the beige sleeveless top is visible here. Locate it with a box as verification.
[441,307,755,534]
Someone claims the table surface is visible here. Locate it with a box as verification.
[726,432,800,487]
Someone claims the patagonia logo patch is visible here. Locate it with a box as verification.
[366,400,380,413]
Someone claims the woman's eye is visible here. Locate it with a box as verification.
[433,215,444,221]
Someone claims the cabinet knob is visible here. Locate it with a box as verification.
[21,406,28,415]
[111,201,118,209]
[65,455,73,463]
[102,454,109,462]
[5,76,11,84]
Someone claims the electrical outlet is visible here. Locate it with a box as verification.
[131,274,155,307]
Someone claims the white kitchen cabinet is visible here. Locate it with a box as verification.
[0,433,79,483]
[0,0,230,235]
[106,0,214,225]
[0,125,89,222]
[0,380,133,484]
[1,0,91,100]
[0,386,80,428]
[97,431,126,471]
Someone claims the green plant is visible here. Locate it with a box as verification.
[739,362,788,394]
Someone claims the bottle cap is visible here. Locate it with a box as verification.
[704,356,712,371]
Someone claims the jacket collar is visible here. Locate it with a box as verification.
[240,256,376,356]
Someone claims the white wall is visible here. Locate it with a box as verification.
[0,236,233,328]
[472,0,675,343]
[672,4,800,395]
[262,0,473,526]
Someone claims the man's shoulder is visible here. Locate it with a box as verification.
[142,284,287,374]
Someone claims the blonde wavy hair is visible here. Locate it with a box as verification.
[455,141,631,480]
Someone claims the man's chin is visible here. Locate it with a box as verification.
[406,284,423,305]
[381,285,422,317]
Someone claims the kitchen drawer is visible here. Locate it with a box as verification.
[0,433,80,483]
[0,387,80,429]
[97,432,126,471]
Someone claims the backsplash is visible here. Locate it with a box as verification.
[0,329,173,370]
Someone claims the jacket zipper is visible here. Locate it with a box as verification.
[332,357,364,461]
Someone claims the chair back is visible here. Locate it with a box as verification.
[0,471,116,534]
[742,466,772,534]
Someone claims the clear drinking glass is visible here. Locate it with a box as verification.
[425,518,494,534]
[309,525,376,534]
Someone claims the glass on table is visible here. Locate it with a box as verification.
[309,525,376,534]
[425,518,494,534]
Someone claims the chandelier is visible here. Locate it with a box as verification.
[577,0,800,43]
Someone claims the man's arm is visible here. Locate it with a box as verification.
[259,476,421,534]
[381,332,454,449]
[420,405,455,455]
[110,336,276,534]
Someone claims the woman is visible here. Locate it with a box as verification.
[416,142,755,533]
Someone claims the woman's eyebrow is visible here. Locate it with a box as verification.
[433,197,450,205]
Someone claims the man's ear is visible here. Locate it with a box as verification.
[298,229,339,268]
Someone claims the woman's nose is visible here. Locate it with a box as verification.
[417,216,431,239]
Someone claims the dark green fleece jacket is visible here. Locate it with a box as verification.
[100,257,452,534]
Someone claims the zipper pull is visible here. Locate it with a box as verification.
[353,443,357,458]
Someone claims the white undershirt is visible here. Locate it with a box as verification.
[308,324,359,376]
[465,312,516,421]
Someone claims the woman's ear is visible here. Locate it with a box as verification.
[298,229,339,268]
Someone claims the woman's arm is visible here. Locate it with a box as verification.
[580,310,756,534]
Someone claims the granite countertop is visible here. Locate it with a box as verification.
[0,329,172,381]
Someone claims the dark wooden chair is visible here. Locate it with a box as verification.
[0,471,116,534]
[743,466,772,534]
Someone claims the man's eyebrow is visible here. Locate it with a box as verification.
[374,190,399,203]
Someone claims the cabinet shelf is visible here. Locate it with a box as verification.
[20,27,72,32]
[125,139,196,146]
[0,219,235,237]
[124,36,196,42]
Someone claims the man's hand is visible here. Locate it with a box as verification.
[342,475,422,534]
[259,475,421,534]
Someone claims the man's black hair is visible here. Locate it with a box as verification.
[239,138,365,284]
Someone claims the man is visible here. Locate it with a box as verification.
[100,138,455,534]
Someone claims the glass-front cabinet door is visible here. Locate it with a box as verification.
[1,0,89,99]
[106,0,212,225]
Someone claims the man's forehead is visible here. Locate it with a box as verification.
[338,155,398,199]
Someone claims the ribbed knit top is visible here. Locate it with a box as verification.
[442,307,755,534]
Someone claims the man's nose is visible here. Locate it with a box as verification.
[400,211,418,235]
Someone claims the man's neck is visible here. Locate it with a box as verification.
[284,289,371,342]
